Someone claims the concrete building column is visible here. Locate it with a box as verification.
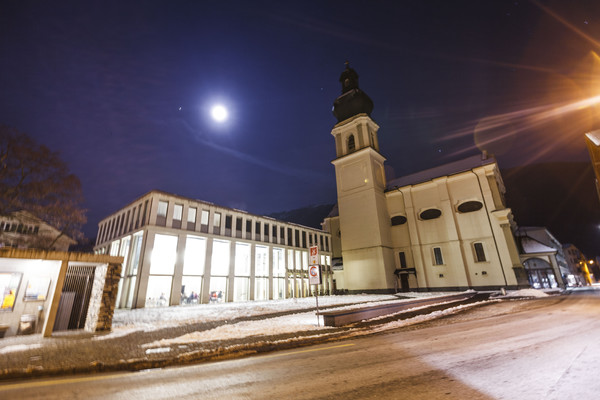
[171,233,185,305]
[227,240,236,302]
[134,231,155,308]
[201,237,214,304]
[249,243,256,300]
[268,244,274,300]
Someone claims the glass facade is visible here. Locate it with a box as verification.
[96,193,332,308]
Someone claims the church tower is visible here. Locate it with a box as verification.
[331,63,396,292]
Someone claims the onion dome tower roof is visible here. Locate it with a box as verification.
[332,62,374,123]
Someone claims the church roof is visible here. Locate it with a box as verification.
[386,154,495,190]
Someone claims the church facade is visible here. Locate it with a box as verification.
[323,65,529,293]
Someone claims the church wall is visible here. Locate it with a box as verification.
[384,165,522,290]
[340,246,395,291]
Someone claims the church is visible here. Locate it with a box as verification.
[322,64,530,293]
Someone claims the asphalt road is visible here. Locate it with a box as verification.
[2,295,599,400]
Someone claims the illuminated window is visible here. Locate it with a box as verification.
[146,276,172,307]
[187,207,197,230]
[255,245,269,277]
[183,236,207,275]
[255,277,268,301]
[173,204,183,221]
[200,210,209,233]
[172,204,183,229]
[157,201,168,226]
[287,249,294,271]
[235,243,251,276]
[213,212,221,234]
[208,276,227,303]
[150,234,178,275]
[157,201,168,216]
[211,239,230,276]
[110,240,120,256]
[233,277,249,301]
[273,248,286,277]
[181,276,202,305]
[273,278,285,300]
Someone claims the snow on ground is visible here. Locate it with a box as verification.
[110,292,456,333]
[0,343,42,354]
[142,312,335,348]
[503,288,549,298]
[0,292,481,355]
[141,295,486,349]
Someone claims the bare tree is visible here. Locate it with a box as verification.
[0,125,86,250]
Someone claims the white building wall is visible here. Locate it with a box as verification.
[94,191,332,308]
[382,163,524,291]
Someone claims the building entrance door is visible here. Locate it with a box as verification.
[53,265,96,331]
[399,274,409,292]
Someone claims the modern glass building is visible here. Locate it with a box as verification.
[94,190,332,308]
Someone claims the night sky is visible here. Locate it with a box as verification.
[1,0,599,241]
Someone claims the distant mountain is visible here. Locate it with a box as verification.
[268,204,335,230]
[502,162,600,257]
[270,162,600,257]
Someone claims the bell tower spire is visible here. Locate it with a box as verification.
[331,62,381,159]
[330,63,395,293]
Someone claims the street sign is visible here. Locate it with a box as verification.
[309,264,322,285]
[309,245,319,265]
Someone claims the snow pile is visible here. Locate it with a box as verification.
[142,294,478,349]
[111,293,456,331]
[143,312,334,348]
[504,289,549,298]
[0,343,42,354]
[364,301,489,334]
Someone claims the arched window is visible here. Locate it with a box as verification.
[347,134,356,153]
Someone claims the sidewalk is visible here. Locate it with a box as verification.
[0,291,526,381]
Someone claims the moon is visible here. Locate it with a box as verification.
[210,104,228,122]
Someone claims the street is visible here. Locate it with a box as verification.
[2,295,600,399]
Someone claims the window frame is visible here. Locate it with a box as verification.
[473,242,487,262]
[433,247,444,266]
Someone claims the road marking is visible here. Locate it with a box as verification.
[259,343,355,359]
[0,372,127,391]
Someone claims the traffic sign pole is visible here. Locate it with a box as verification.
[315,287,320,327]
[309,263,322,326]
